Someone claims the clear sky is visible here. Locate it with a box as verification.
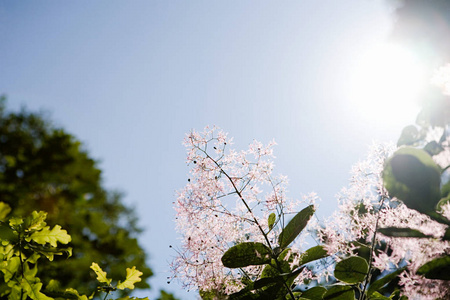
[0,1,424,299]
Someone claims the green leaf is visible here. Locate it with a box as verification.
[0,202,11,221]
[417,255,450,280]
[268,213,276,231]
[90,262,112,285]
[21,280,53,300]
[423,141,444,156]
[29,225,71,247]
[117,266,143,290]
[0,256,20,282]
[397,125,419,147]
[278,205,315,249]
[300,286,327,299]
[253,276,281,290]
[221,242,272,268]
[436,196,450,213]
[383,147,441,214]
[443,227,450,241]
[368,291,390,300]
[298,245,328,266]
[334,256,368,284]
[323,285,355,300]
[368,267,406,296]
[25,211,47,231]
[378,227,433,238]
[0,224,17,242]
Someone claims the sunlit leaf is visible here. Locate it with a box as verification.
[0,202,11,221]
[117,266,143,290]
[0,256,20,282]
[20,280,53,300]
[278,205,315,249]
[378,227,432,238]
[383,147,441,214]
[417,255,450,280]
[334,256,368,284]
[90,262,112,285]
[221,242,272,268]
[268,213,276,231]
[29,225,71,247]
[26,211,47,231]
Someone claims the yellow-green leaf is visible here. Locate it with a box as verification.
[21,280,53,300]
[116,266,143,290]
[26,211,47,231]
[90,263,112,285]
[0,202,11,221]
[29,225,71,247]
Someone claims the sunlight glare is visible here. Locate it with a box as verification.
[348,44,426,125]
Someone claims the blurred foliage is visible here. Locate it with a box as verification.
[0,96,152,296]
[391,0,450,66]
[156,290,179,300]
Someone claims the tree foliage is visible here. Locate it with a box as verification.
[0,97,152,296]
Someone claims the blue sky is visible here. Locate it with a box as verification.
[0,1,422,299]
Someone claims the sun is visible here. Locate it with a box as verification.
[347,44,427,126]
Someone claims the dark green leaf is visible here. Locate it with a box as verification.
[221,242,272,268]
[368,291,390,300]
[436,195,450,212]
[323,285,355,300]
[253,276,281,290]
[378,227,432,238]
[278,205,315,249]
[334,256,368,284]
[417,255,450,280]
[0,224,17,242]
[298,245,328,266]
[368,267,406,296]
[397,125,419,147]
[383,147,441,214]
[301,286,327,299]
[441,180,450,198]
[268,213,276,231]
[443,227,450,241]
[423,141,444,156]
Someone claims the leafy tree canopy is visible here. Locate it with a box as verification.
[0,96,152,296]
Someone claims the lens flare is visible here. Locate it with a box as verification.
[348,44,427,125]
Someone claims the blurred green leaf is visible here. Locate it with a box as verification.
[417,255,450,280]
[368,267,406,296]
[423,141,444,156]
[378,227,432,238]
[397,125,420,147]
[383,147,441,214]
[0,202,11,221]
